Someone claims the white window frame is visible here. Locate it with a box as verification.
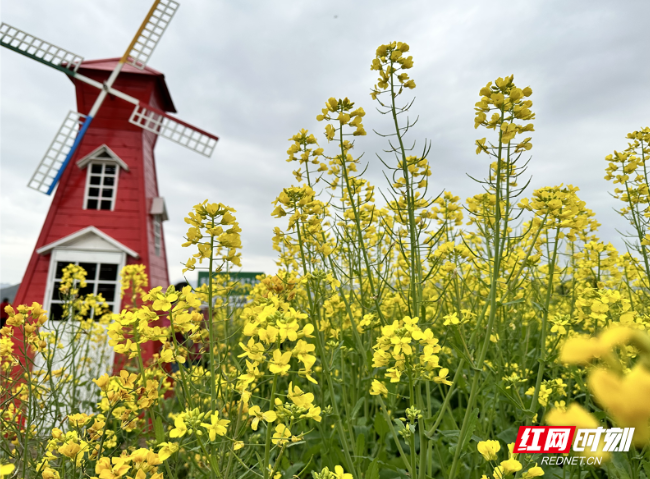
[38,249,125,407]
[153,215,162,256]
[43,249,126,321]
[82,161,120,212]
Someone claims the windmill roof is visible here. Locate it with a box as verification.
[77,58,177,113]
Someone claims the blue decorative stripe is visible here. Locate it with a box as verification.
[46,115,93,195]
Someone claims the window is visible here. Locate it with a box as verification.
[49,261,119,320]
[84,162,118,211]
[153,215,162,256]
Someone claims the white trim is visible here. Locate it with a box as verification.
[36,226,139,258]
[43,253,58,320]
[76,144,129,171]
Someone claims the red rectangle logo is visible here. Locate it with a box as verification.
[513,426,576,453]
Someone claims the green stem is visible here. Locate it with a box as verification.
[263,375,277,479]
[294,211,358,477]
[448,107,506,478]
[528,228,561,420]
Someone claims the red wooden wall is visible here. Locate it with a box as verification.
[14,58,173,323]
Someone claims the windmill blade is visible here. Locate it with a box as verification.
[124,0,179,70]
[28,111,91,194]
[129,103,218,157]
[0,23,83,74]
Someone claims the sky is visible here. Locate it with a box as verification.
[1,0,649,288]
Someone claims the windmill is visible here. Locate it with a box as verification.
[1,0,217,368]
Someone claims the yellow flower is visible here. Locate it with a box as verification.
[169,416,188,438]
[41,467,60,479]
[433,368,452,386]
[521,465,544,478]
[248,405,277,431]
[496,458,522,477]
[68,413,92,428]
[93,374,110,391]
[0,464,15,479]
[560,337,605,364]
[157,442,179,461]
[272,423,291,445]
[58,442,82,460]
[271,205,287,218]
[325,124,336,141]
[333,465,353,479]
[560,325,641,365]
[287,382,315,408]
[201,412,230,441]
[95,456,131,479]
[269,349,292,375]
[546,404,609,462]
[300,406,323,423]
[546,403,598,429]
[477,440,500,461]
[152,292,178,312]
[369,379,388,397]
[588,365,650,445]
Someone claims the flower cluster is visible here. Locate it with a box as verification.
[120,264,149,306]
[370,41,415,99]
[475,75,534,154]
[371,316,450,386]
[182,200,242,272]
[316,96,366,139]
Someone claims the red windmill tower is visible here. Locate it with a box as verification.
[1,0,218,367]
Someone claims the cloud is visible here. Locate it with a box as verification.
[1,0,649,287]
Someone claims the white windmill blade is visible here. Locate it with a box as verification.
[125,0,179,70]
[129,103,218,157]
[0,23,84,73]
[28,111,88,194]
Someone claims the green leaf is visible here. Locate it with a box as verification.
[440,429,460,440]
[153,414,164,444]
[374,413,390,438]
[283,462,305,479]
[448,408,478,455]
[502,298,525,306]
[496,426,518,445]
[642,459,650,479]
[460,408,479,453]
[351,397,365,419]
[608,452,632,479]
[355,433,366,457]
[366,457,380,479]
[495,382,525,410]
[449,341,475,367]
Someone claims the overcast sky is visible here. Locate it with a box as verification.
[1,0,649,288]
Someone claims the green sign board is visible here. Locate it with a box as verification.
[197,271,265,296]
